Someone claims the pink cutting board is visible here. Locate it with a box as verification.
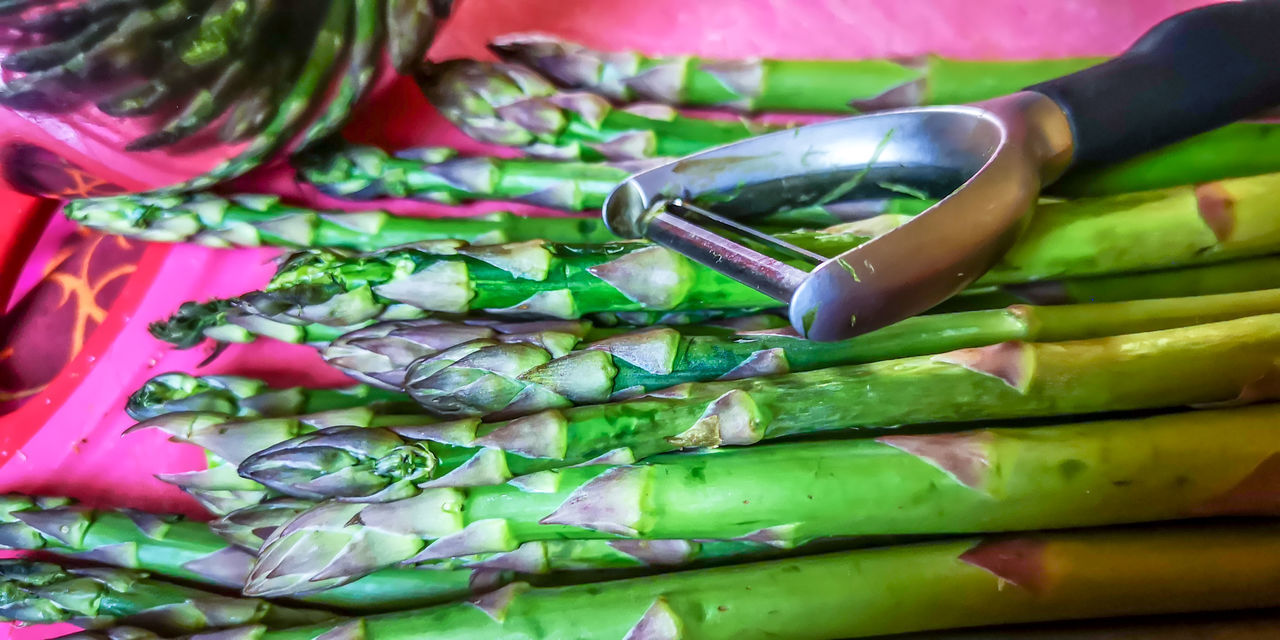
[0,1,1215,636]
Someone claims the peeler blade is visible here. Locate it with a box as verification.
[604,93,1071,341]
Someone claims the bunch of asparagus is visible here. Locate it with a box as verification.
[148,172,1280,350]
[24,32,1280,640]
[0,0,455,189]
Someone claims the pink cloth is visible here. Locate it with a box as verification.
[0,1,1214,636]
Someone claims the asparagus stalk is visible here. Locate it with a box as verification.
[292,144,926,226]
[1051,122,1280,197]
[397,288,1280,417]
[153,172,1280,345]
[420,59,782,160]
[150,295,770,352]
[293,143,666,207]
[213,499,772,575]
[147,230,862,347]
[167,0,350,192]
[938,253,1280,312]
[63,193,621,250]
[148,299,361,350]
[0,495,498,612]
[488,33,1104,113]
[324,318,603,388]
[119,0,281,150]
[52,522,1280,640]
[385,0,440,74]
[294,0,384,148]
[129,406,436,501]
[242,314,1280,502]
[125,373,411,421]
[251,520,1280,639]
[249,403,1280,592]
[0,559,332,634]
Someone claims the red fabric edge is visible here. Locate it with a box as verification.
[0,242,172,462]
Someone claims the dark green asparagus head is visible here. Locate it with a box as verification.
[0,558,332,634]
[238,426,439,501]
[149,300,235,349]
[419,58,585,152]
[126,373,272,421]
[322,319,493,389]
[404,339,616,418]
[63,196,204,242]
[0,560,99,624]
[488,33,641,101]
[293,143,460,199]
[210,498,318,551]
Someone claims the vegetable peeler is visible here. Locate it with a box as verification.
[604,1,1280,341]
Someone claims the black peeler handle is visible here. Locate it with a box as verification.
[1028,1,1280,171]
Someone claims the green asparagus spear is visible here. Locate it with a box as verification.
[488,33,1104,113]
[64,193,620,250]
[0,495,499,612]
[125,61,250,151]
[212,499,772,574]
[249,400,1280,591]
[324,318,601,388]
[385,0,437,74]
[168,0,350,192]
[125,373,411,421]
[152,230,869,344]
[148,299,363,349]
[398,288,1280,417]
[120,0,274,149]
[218,55,293,143]
[938,253,1280,312]
[420,59,780,160]
[1051,122,1280,197]
[294,143,666,207]
[149,294,768,352]
[58,523,1280,639]
[129,406,435,502]
[0,559,332,633]
[157,172,1280,342]
[295,0,385,148]
[293,143,873,227]
[243,314,1280,502]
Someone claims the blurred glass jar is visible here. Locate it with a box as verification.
[0,0,453,197]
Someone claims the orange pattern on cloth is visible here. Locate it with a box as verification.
[0,229,144,414]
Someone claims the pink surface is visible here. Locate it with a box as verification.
[0,0,1216,635]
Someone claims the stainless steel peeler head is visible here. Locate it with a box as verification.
[603,92,1073,341]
